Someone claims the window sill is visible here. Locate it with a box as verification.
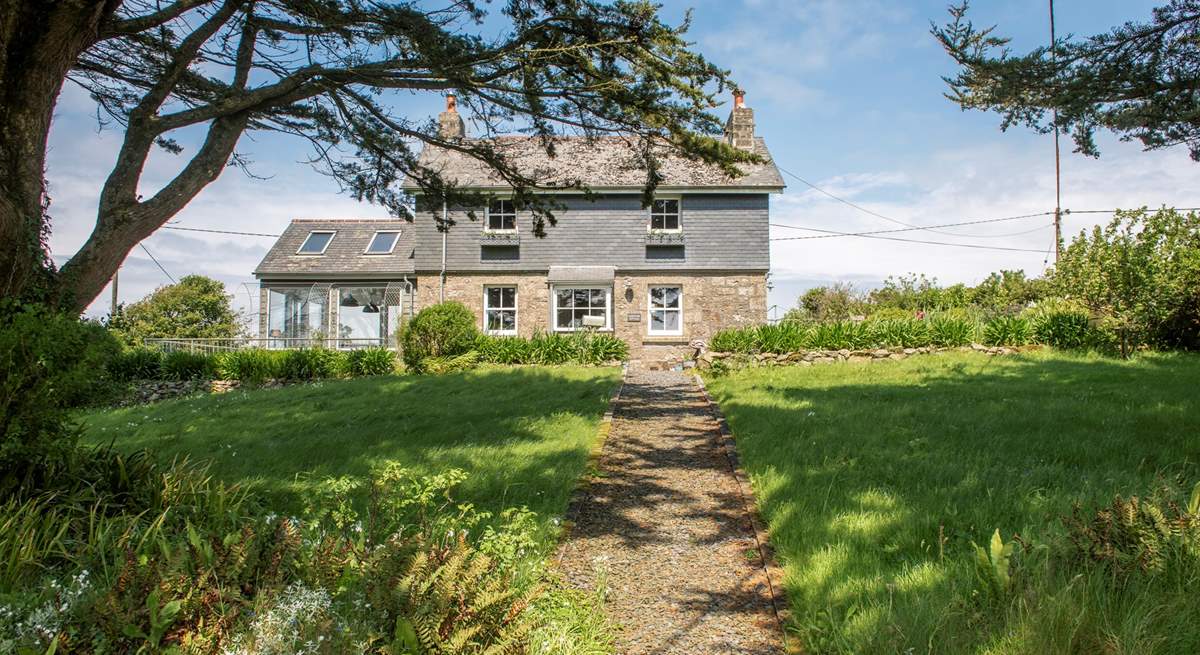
[642,334,688,344]
[480,232,520,244]
[554,328,614,334]
[645,232,684,243]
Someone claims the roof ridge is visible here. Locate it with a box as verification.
[290,218,406,223]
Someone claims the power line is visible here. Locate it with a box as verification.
[775,164,998,237]
[162,225,281,237]
[139,243,176,284]
[769,224,1048,253]
[769,211,1052,240]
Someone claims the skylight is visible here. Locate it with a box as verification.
[365,231,400,254]
[297,231,334,254]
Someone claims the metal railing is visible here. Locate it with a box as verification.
[143,337,395,353]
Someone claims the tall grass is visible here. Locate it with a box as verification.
[711,310,1110,354]
[475,331,627,366]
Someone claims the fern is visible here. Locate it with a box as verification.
[393,538,538,654]
[971,529,1013,599]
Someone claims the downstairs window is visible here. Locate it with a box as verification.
[553,287,611,331]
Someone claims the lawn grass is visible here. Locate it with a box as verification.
[81,365,621,547]
[705,350,1200,654]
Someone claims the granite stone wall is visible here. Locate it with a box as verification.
[417,271,768,362]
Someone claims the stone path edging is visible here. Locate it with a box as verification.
[694,374,794,653]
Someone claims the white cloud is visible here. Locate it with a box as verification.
[767,137,1200,309]
[697,0,912,108]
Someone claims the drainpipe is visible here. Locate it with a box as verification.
[440,199,448,303]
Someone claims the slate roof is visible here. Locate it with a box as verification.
[401,135,785,191]
[254,219,415,278]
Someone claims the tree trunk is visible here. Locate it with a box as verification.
[0,0,115,307]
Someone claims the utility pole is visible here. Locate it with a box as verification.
[1050,0,1063,263]
[110,268,119,315]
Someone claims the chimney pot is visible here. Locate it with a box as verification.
[438,93,465,140]
[723,89,755,151]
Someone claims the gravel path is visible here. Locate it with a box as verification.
[556,369,784,655]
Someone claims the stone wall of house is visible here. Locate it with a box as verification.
[417,271,768,363]
[415,272,552,338]
[612,272,767,362]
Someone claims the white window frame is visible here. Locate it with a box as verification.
[552,286,612,332]
[648,285,683,336]
[483,285,519,335]
[363,230,400,255]
[296,230,336,255]
[485,198,517,233]
[648,196,682,233]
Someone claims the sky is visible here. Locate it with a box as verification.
[45,0,1200,322]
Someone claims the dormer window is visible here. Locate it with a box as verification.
[364,230,400,254]
[486,199,516,232]
[650,198,680,231]
[297,230,335,254]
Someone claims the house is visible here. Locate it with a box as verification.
[253,92,783,361]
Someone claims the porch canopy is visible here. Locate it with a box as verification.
[547,266,615,285]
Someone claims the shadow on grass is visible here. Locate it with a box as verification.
[81,366,621,522]
[707,351,1200,653]
[565,374,753,550]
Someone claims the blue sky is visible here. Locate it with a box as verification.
[46,0,1200,320]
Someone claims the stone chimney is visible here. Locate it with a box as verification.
[723,89,755,151]
[437,93,465,140]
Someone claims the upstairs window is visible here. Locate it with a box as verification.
[650,198,680,231]
[297,230,334,254]
[487,199,516,232]
[364,230,400,254]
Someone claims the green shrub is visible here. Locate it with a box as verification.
[982,316,1032,346]
[571,331,627,364]
[1,304,121,496]
[160,350,213,380]
[401,302,479,371]
[754,322,810,353]
[474,332,626,366]
[1033,310,1095,350]
[278,347,345,381]
[930,315,977,347]
[214,348,283,383]
[107,347,163,381]
[810,320,872,350]
[476,335,533,364]
[422,350,481,374]
[527,331,576,365]
[797,282,864,321]
[869,318,932,348]
[710,326,755,353]
[346,347,396,376]
[1053,208,1200,354]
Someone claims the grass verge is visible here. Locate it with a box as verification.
[81,365,621,548]
[705,350,1200,654]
